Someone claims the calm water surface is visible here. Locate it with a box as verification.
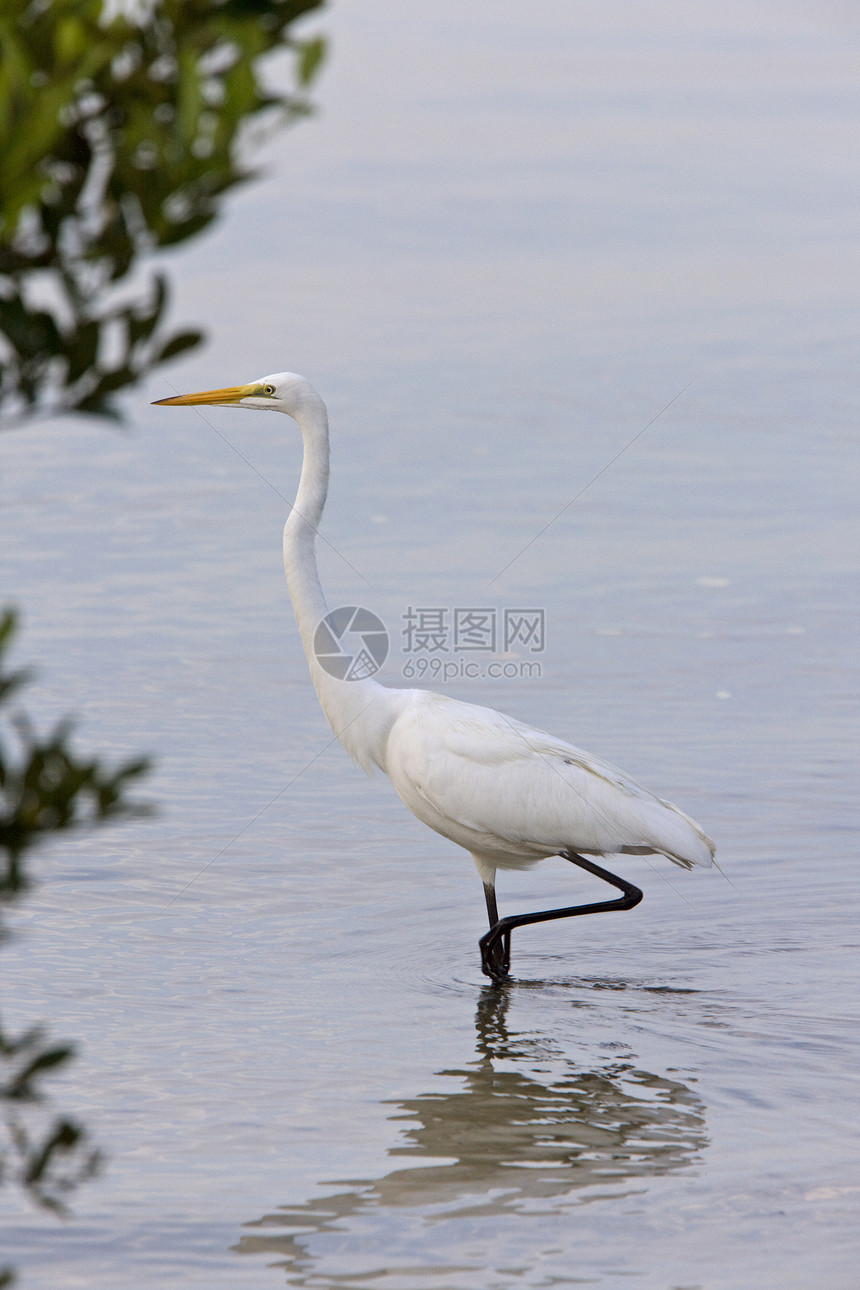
[2,2,858,1286]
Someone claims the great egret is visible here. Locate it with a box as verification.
[154,373,714,980]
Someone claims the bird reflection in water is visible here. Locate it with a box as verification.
[235,991,708,1283]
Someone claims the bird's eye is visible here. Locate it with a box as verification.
[264,384,275,396]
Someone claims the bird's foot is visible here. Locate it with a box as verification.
[477,857,643,983]
[479,922,511,983]
[482,958,509,984]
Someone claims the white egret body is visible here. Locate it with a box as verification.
[155,373,714,978]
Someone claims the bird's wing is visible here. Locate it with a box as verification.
[386,692,714,868]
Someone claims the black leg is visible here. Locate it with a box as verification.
[482,882,510,980]
[483,882,499,927]
[479,851,643,982]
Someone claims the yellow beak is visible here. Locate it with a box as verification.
[152,383,259,407]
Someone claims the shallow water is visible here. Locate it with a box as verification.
[2,2,859,1287]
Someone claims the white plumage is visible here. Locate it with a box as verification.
[155,372,714,978]
[383,691,714,884]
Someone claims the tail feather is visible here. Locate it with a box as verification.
[617,798,715,870]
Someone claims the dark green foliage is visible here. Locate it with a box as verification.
[0,1021,101,1218]
[0,6,325,1275]
[0,0,325,424]
[0,609,151,896]
[0,608,150,1275]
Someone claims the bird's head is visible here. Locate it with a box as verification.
[152,371,321,420]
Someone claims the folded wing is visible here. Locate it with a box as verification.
[385,692,715,870]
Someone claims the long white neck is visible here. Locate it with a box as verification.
[282,389,402,772]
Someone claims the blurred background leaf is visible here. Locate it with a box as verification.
[0,606,150,1280]
[0,0,325,426]
[0,6,325,1278]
